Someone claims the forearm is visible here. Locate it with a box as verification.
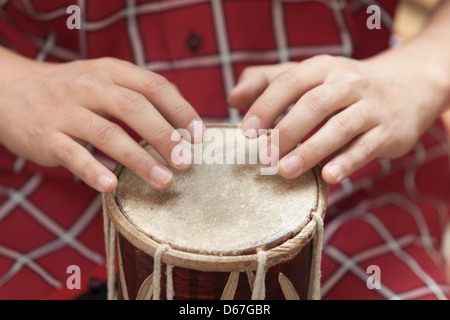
[368,1,450,113]
[0,46,46,89]
[0,45,32,67]
[0,46,45,142]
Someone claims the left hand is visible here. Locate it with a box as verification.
[227,54,449,184]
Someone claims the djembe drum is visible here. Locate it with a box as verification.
[102,124,328,300]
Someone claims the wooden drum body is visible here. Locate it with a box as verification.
[102,124,328,300]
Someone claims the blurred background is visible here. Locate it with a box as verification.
[395,0,450,136]
[395,0,450,284]
[394,0,439,39]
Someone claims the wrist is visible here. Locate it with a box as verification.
[0,47,46,84]
[366,44,450,115]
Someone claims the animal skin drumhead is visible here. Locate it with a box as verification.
[115,126,320,256]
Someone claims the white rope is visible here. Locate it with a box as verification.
[251,250,268,300]
[309,211,324,300]
[103,202,175,301]
[102,204,324,301]
[153,244,171,300]
[102,205,116,300]
[166,264,174,300]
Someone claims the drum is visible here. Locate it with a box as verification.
[102,124,328,300]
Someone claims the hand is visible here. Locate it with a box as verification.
[228,53,449,184]
[0,49,204,192]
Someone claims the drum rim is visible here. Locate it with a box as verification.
[103,124,328,272]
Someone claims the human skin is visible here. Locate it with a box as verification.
[1,3,450,193]
[228,0,450,185]
[0,50,205,193]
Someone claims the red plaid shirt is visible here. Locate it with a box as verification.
[1,0,449,300]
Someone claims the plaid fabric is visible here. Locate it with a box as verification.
[322,122,450,299]
[0,0,449,300]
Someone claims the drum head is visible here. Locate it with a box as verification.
[115,125,323,256]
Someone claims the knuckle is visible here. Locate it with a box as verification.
[122,148,147,166]
[276,70,299,90]
[301,141,321,163]
[26,115,46,141]
[85,57,117,74]
[240,65,262,81]
[142,73,170,94]
[36,136,58,167]
[117,91,146,115]
[344,72,368,89]
[65,60,88,74]
[95,123,121,146]
[341,155,356,174]
[79,113,95,131]
[277,122,300,145]
[92,57,133,75]
[170,103,190,118]
[332,114,355,139]
[95,56,120,68]
[241,66,256,78]
[357,139,376,162]
[302,90,330,114]
[80,162,96,183]
[152,126,177,144]
[72,73,99,91]
[385,133,413,159]
[55,142,77,167]
[309,54,333,65]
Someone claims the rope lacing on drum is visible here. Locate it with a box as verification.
[309,210,324,300]
[103,204,117,300]
[103,201,174,301]
[251,250,268,300]
[251,210,324,300]
[153,244,174,300]
[103,195,325,301]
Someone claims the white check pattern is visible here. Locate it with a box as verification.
[322,123,450,299]
[0,0,449,300]
[0,174,104,290]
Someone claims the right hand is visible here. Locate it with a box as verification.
[0,50,204,193]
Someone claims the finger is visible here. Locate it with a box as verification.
[64,109,177,190]
[273,81,360,157]
[51,133,118,193]
[322,128,383,184]
[102,58,204,142]
[241,55,334,137]
[94,85,193,169]
[227,63,295,110]
[277,101,376,179]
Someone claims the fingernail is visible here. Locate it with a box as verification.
[327,164,343,182]
[241,115,260,138]
[280,155,303,175]
[150,165,173,187]
[97,174,113,192]
[187,119,206,144]
[171,142,192,168]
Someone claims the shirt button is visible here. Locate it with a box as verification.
[186,33,202,52]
